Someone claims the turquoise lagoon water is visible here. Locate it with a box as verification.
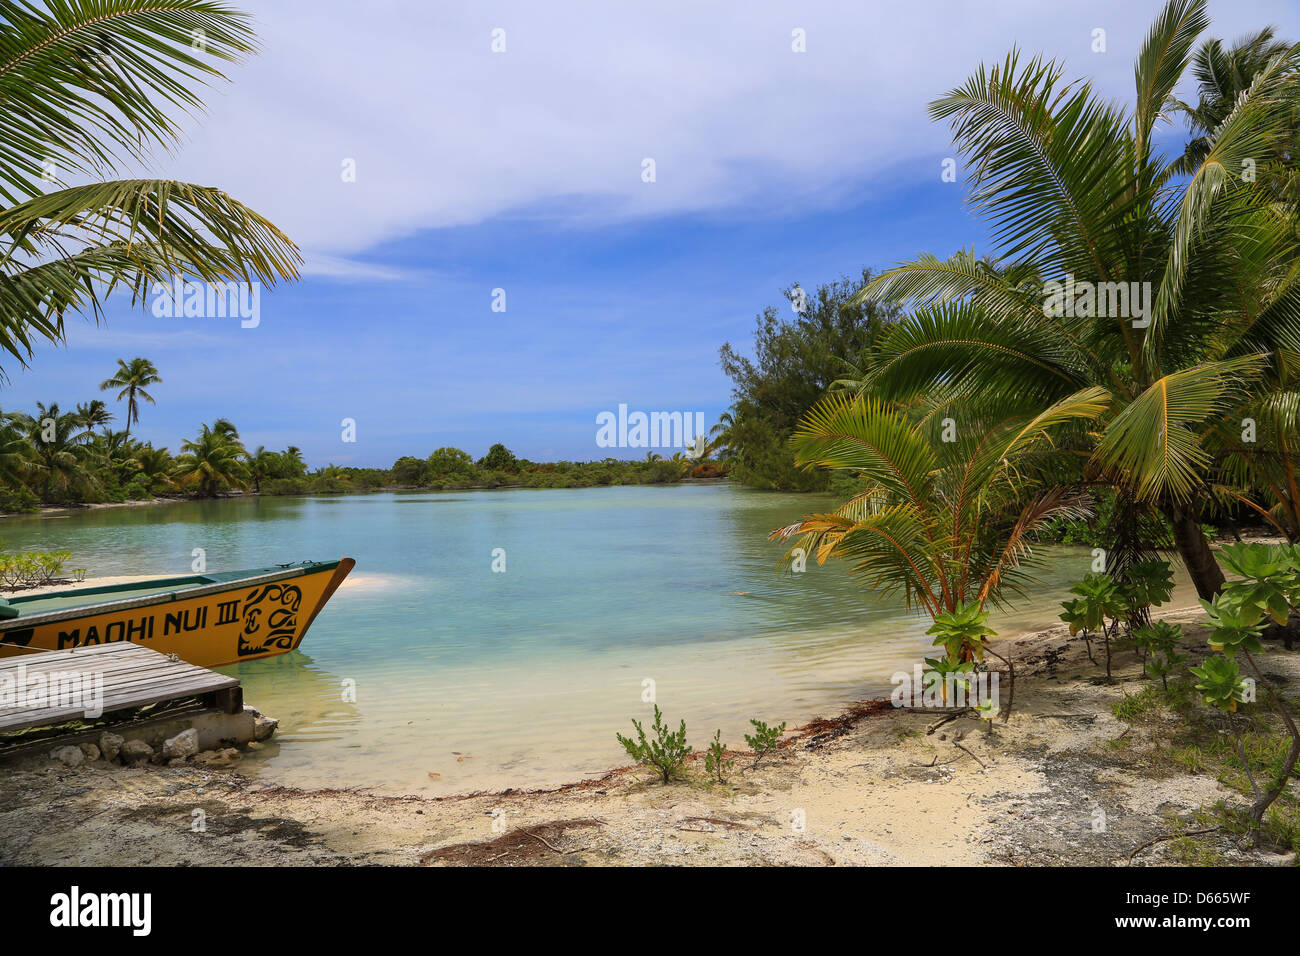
[3,484,1194,794]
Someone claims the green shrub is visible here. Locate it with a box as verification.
[0,548,75,588]
[743,718,786,768]
[1131,619,1187,688]
[616,705,691,784]
[704,729,734,784]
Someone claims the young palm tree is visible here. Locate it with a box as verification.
[772,387,1108,619]
[0,1,300,373]
[846,0,1300,599]
[99,357,161,436]
[173,423,246,497]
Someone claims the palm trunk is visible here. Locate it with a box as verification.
[1163,501,1225,600]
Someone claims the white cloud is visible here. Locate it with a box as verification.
[298,252,427,282]
[141,0,1300,255]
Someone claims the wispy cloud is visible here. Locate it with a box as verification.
[299,252,427,282]
[148,0,1300,257]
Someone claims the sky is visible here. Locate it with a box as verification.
[6,0,1300,467]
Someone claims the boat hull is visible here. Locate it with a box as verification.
[0,559,354,669]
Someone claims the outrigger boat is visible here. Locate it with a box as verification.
[0,558,354,669]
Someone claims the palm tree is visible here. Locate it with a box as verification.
[134,445,175,495]
[281,446,307,477]
[773,388,1106,714]
[709,412,735,460]
[773,388,1107,618]
[1174,27,1294,173]
[0,1,300,374]
[0,410,31,489]
[211,418,240,440]
[173,423,246,497]
[846,0,1300,599]
[246,445,274,494]
[99,357,161,436]
[74,399,114,431]
[92,428,141,482]
[14,402,95,502]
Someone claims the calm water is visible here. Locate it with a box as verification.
[4,485,1194,793]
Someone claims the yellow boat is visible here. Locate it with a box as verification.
[0,558,354,669]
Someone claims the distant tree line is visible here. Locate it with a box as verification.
[0,362,729,512]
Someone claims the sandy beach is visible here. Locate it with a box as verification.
[3,605,1295,867]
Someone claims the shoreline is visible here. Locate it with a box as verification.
[3,478,741,521]
[3,604,1295,866]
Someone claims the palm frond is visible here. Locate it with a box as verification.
[1094,354,1266,501]
[0,0,256,205]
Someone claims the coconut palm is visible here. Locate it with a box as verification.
[92,427,141,482]
[173,422,246,497]
[99,357,161,436]
[845,0,1300,599]
[1175,27,1295,174]
[134,444,175,494]
[704,412,734,462]
[281,445,307,477]
[0,1,300,374]
[13,402,95,502]
[210,418,240,440]
[74,399,114,430]
[246,444,274,494]
[772,387,1108,617]
[0,409,31,487]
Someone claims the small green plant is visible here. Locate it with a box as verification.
[926,601,995,662]
[1148,645,1187,690]
[616,705,691,784]
[1189,656,1249,713]
[922,656,975,704]
[1059,596,1097,664]
[704,729,734,784]
[0,548,74,589]
[743,718,786,768]
[924,601,1012,717]
[1199,593,1265,657]
[1218,542,1300,628]
[1064,572,1126,679]
[1119,557,1175,626]
[1131,619,1186,688]
[1189,553,1300,831]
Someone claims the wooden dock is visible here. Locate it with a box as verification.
[0,643,241,734]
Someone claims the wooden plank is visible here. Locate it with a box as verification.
[9,655,218,683]
[1,659,233,696]
[1,670,238,721]
[2,666,237,713]
[0,641,153,663]
[0,643,241,734]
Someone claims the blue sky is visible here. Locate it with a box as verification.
[6,0,1299,467]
